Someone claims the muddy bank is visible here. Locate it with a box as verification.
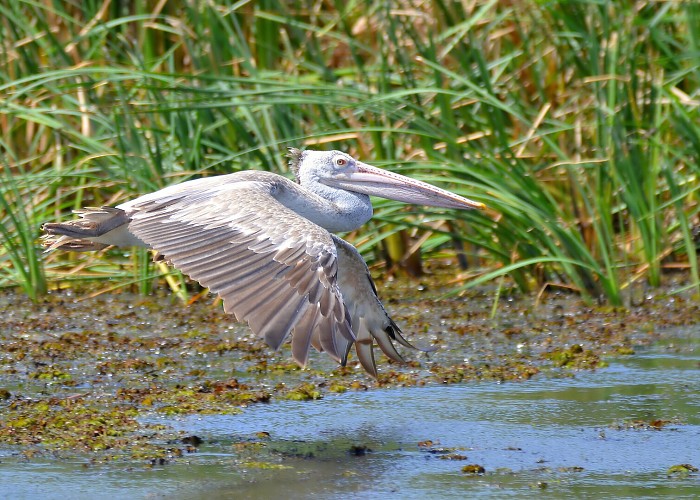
[0,272,698,460]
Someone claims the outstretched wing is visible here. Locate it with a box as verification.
[332,235,419,377]
[124,178,355,366]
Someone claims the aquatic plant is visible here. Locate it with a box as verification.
[1,1,698,304]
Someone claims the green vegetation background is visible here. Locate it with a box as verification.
[1,0,698,305]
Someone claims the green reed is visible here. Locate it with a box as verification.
[0,0,697,305]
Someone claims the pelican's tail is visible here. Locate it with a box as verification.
[42,206,144,252]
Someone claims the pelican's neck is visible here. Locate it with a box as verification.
[277,180,373,233]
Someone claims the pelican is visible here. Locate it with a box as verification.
[42,149,484,377]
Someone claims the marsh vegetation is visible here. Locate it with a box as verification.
[1,1,699,304]
[0,2,699,496]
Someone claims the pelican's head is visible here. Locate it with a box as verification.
[288,148,485,211]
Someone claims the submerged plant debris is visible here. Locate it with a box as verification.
[667,464,699,478]
[0,267,698,463]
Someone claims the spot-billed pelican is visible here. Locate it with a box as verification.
[42,149,484,376]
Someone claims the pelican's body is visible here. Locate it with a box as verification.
[43,149,484,376]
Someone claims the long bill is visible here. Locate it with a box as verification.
[325,161,485,210]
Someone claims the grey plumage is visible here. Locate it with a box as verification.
[43,149,484,376]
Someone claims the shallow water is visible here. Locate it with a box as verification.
[2,329,698,499]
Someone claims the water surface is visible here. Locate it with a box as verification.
[2,331,698,499]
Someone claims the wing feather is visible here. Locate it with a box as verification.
[290,305,320,366]
[332,235,422,375]
[124,177,355,368]
[355,320,378,377]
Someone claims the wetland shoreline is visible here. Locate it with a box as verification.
[1,276,698,461]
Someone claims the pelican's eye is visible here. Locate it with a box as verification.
[334,157,348,167]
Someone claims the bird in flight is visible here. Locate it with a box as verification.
[43,149,484,377]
